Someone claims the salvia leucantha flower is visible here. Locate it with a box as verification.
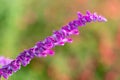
[0,11,107,79]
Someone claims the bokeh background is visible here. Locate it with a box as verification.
[0,0,120,80]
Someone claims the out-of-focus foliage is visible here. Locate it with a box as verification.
[0,0,120,80]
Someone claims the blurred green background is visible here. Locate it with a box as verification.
[0,0,120,80]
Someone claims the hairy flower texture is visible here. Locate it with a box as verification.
[0,11,107,79]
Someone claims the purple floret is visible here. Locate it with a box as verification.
[0,57,12,67]
[0,11,107,79]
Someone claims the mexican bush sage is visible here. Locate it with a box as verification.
[0,11,107,79]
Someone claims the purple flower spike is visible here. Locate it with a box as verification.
[0,11,107,79]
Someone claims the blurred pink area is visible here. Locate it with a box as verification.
[0,57,12,67]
